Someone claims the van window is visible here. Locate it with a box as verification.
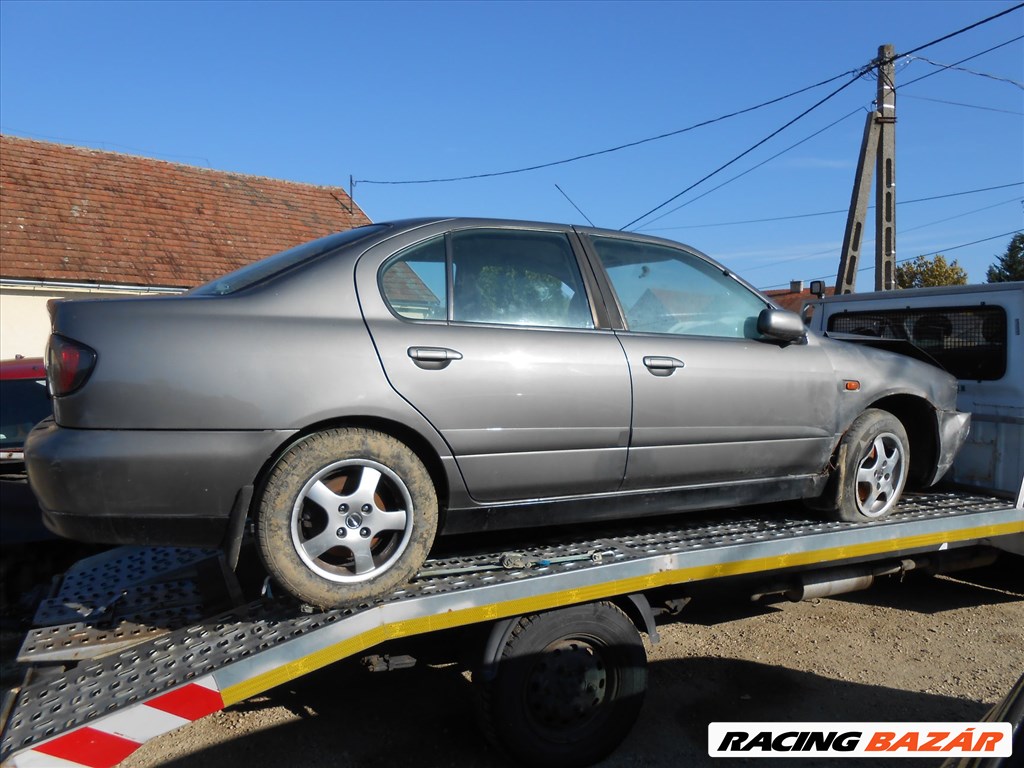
[827,306,1007,380]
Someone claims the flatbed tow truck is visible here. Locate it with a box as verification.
[1,485,1021,768]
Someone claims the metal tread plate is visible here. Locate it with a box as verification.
[2,492,1020,760]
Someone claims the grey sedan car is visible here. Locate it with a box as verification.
[26,218,970,607]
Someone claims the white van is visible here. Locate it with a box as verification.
[806,282,1023,496]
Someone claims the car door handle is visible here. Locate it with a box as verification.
[408,346,463,369]
[643,356,685,376]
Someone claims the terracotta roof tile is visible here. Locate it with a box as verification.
[0,135,371,288]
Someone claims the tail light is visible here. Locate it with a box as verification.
[46,334,97,396]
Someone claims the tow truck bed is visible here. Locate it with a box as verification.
[2,491,1021,767]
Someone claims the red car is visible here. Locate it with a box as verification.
[1,356,49,462]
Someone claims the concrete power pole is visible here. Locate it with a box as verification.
[835,44,897,294]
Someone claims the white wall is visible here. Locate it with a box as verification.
[0,285,180,360]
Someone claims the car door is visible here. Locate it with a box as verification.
[579,230,839,490]
[357,224,631,503]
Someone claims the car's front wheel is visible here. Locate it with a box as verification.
[256,428,438,608]
[832,408,909,522]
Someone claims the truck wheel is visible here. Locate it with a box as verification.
[477,602,647,768]
[257,428,437,609]
[833,409,909,522]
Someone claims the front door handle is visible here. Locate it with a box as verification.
[643,355,685,376]
[408,346,463,369]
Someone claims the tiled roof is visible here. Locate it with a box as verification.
[0,135,371,288]
[764,286,835,312]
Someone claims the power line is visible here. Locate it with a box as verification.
[892,4,1024,61]
[759,230,1023,290]
[740,197,1020,276]
[909,53,1024,89]
[352,68,861,186]
[900,93,1024,116]
[634,107,866,231]
[898,35,1024,90]
[619,71,870,231]
[644,182,1024,231]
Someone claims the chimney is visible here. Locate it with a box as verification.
[790,280,804,293]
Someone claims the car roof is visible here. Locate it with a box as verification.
[0,357,46,381]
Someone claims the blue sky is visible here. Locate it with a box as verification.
[1,0,1021,291]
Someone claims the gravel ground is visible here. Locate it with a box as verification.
[115,556,1023,768]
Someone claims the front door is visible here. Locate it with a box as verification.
[582,232,838,490]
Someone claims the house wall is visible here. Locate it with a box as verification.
[0,284,181,359]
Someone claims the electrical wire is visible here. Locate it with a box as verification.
[909,54,1024,89]
[352,68,862,186]
[634,108,866,231]
[891,4,1024,61]
[619,71,870,231]
[741,197,1021,276]
[647,182,1024,231]
[759,230,1023,290]
[899,94,1024,116]
[898,35,1024,90]
[623,6,1024,233]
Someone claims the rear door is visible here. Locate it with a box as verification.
[357,223,631,502]
[579,231,839,490]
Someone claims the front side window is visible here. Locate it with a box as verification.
[590,236,766,338]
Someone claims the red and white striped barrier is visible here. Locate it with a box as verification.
[9,676,223,768]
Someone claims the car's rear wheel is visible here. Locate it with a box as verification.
[256,428,437,608]
[833,409,909,522]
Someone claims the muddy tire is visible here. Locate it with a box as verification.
[256,428,437,608]
[477,601,647,768]
[831,409,909,522]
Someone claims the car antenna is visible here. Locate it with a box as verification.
[555,184,596,227]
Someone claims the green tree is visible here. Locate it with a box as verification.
[986,233,1024,282]
[895,254,968,289]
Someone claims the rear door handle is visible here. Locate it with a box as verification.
[408,346,463,369]
[643,356,685,376]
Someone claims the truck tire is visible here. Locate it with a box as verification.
[256,428,438,608]
[832,409,909,522]
[477,601,647,768]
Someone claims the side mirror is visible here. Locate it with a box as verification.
[809,280,826,298]
[758,308,807,343]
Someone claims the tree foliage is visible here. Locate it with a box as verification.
[895,254,968,289]
[986,233,1024,283]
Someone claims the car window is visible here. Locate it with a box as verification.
[381,236,447,320]
[590,236,766,338]
[0,379,51,450]
[450,229,593,329]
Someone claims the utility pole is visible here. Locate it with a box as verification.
[835,44,897,294]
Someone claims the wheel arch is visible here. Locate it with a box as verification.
[250,416,452,529]
[863,394,939,489]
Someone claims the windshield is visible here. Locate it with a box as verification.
[193,224,388,296]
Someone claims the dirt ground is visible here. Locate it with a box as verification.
[113,556,1023,768]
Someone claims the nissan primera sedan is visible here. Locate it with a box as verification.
[26,218,970,607]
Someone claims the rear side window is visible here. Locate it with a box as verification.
[380,229,594,329]
[827,306,1007,380]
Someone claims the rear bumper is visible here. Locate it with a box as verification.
[930,409,972,486]
[25,419,295,546]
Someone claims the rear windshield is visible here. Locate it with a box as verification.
[827,305,1008,381]
[0,379,51,450]
[194,225,388,296]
